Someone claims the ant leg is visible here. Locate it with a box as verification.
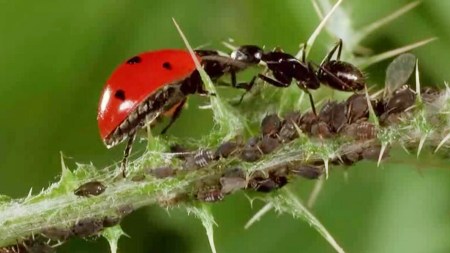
[121,132,136,178]
[258,74,290,87]
[236,76,257,104]
[320,38,343,66]
[336,38,343,60]
[231,70,237,88]
[302,43,308,63]
[161,98,187,134]
[306,91,317,116]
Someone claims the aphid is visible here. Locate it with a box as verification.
[197,187,224,202]
[71,218,103,237]
[289,164,323,179]
[258,136,280,154]
[385,85,416,114]
[74,181,106,197]
[193,149,215,168]
[299,111,318,134]
[98,49,246,176]
[261,114,282,137]
[317,39,366,92]
[102,216,121,228]
[279,111,302,141]
[310,121,332,138]
[21,238,55,253]
[41,227,72,241]
[148,166,175,179]
[384,53,416,96]
[341,122,377,141]
[240,137,262,162]
[248,170,287,193]
[346,93,369,124]
[318,101,347,133]
[214,141,240,159]
[220,168,247,195]
[379,53,417,123]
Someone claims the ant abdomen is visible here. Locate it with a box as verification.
[319,60,365,91]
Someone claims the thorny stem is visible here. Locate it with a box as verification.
[1,1,450,252]
[0,86,449,248]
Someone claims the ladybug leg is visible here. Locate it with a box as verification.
[161,98,187,134]
[121,132,136,178]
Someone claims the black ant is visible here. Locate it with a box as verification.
[229,39,366,115]
[230,45,320,114]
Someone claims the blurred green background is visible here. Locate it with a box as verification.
[1,0,449,252]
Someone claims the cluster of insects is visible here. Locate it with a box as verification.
[97,39,371,177]
[0,201,132,253]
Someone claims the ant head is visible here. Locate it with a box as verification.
[231,45,264,64]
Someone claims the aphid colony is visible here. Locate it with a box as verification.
[0,53,432,251]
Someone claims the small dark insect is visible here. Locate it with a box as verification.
[220,168,247,194]
[261,114,282,137]
[41,227,72,241]
[346,93,369,124]
[248,170,287,193]
[384,85,416,114]
[279,111,302,142]
[148,166,175,179]
[299,111,318,134]
[102,216,121,228]
[74,181,106,197]
[258,136,280,154]
[240,147,262,162]
[289,164,323,179]
[240,137,263,162]
[71,218,103,237]
[319,101,347,132]
[341,122,377,141]
[21,238,55,253]
[310,121,332,138]
[193,149,215,168]
[214,141,240,159]
[197,188,224,202]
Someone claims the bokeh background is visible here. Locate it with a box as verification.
[1,0,449,252]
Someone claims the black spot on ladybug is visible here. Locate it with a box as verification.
[126,56,141,64]
[114,90,126,100]
[162,62,172,70]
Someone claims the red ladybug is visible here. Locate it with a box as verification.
[97,49,245,176]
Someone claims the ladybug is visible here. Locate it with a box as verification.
[97,49,245,177]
